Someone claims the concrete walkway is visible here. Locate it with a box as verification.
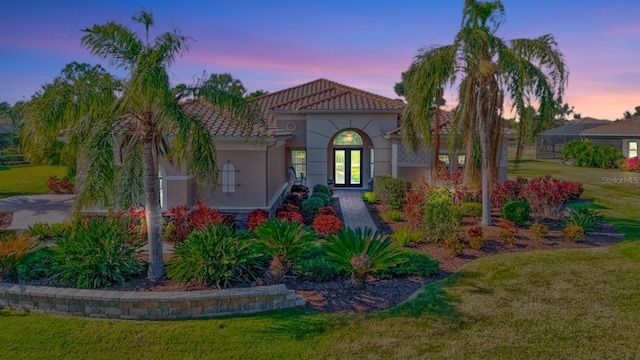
[0,194,74,230]
[333,189,377,231]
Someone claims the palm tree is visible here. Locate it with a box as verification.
[402,0,567,225]
[79,10,258,278]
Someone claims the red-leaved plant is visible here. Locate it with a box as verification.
[247,209,269,231]
[276,211,304,224]
[46,176,75,194]
[188,199,234,230]
[317,206,337,216]
[621,157,639,172]
[312,214,343,235]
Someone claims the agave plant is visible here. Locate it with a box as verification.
[253,219,317,278]
[323,227,405,288]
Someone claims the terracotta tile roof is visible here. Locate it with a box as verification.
[254,78,405,123]
[181,99,278,138]
[385,110,455,136]
[581,116,640,137]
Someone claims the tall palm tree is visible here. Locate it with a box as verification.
[402,0,567,225]
[79,10,258,278]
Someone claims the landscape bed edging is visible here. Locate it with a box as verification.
[0,282,305,320]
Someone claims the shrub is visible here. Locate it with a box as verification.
[498,220,518,245]
[0,210,13,231]
[467,226,486,250]
[310,192,331,206]
[525,176,584,217]
[247,209,269,231]
[374,174,411,211]
[46,176,75,194]
[0,232,37,279]
[323,227,405,288]
[317,206,337,216]
[46,217,145,288]
[501,200,531,226]
[491,176,529,209]
[375,251,439,279]
[460,202,483,218]
[391,227,423,247]
[166,226,263,288]
[563,140,623,169]
[163,205,190,243]
[529,222,549,240]
[562,225,585,242]
[621,157,640,172]
[188,199,234,230]
[312,214,343,235]
[361,191,378,204]
[276,203,301,215]
[290,184,309,195]
[380,210,403,223]
[312,184,331,196]
[292,256,343,282]
[442,237,465,256]
[283,192,306,208]
[276,211,304,224]
[301,197,325,219]
[403,182,430,231]
[254,219,317,278]
[423,187,460,242]
[562,207,603,234]
[16,247,56,281]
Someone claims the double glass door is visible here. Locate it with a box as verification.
[334,148,362,187]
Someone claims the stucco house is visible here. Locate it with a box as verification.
[156,78,508,215]
[580,116,640,159]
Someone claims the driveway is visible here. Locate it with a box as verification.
[0,194,74,230]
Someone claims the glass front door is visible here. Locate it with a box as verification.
[334,148,362,187]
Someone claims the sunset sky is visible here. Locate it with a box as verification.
[1,0,638,120]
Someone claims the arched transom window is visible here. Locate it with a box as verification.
[333,130,363,145]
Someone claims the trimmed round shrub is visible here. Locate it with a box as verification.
[311,192,331,206]
[312,184,331,196]
[301,197,325,219]
[312,214,344,235]
[501,200,530,226]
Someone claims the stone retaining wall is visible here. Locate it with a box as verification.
[0,282,304,320]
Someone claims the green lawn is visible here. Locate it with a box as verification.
[1,158,640,359]
[0,165,69,198]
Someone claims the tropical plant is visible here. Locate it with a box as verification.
[361,191,378,204]
[246,209,269,231]
[37,10,261,280]
[381,210,404,223]
[188,199,234,231]
[253,219,317,278]
[312,214,343,235]
[46,217,145,288]
[391,227,423,247]
[25,221,73,242]
[375,251,439,279]
[402,0,567,225]
[562,207,603,234]
[165,225,263,288]
[292,246,343,282]
[276,211,304,224]
[317,206,337,216]
[0,232,37,279]
[323,227,405,288]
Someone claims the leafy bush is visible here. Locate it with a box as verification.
[254,219,317,278]
[498,220,518,245]
[163,205,190,244]
[283,192,306,208]
[562,207,603,234]
[292,254,343,282]
[403,182,430,231]
[380,210,403,223]
[361,191,378,204]
[17,247,56,281]
[493,176,583,217]
[276,211,304,224]
[423,187,460,242]
[276,203,301,215]
[374,174,411,211]
[310,192,331,206]
[301,197,325,219]
[376,251,439,279]
[562,225,585,242]
[317,206,337,216]
[0,232,37,279]
[290,184,309,195]
[501,200,531,226]
[391,227,423,247]
[46,176,75,194]
[563,140,623,169]
[529,222,549,240]
[323,227,405,288]
[460,202,483,218]
[166,225,263,288]
[312,184,331,196]
[188,199,234,230]
[26,222,73,242]
[442,237,465,256]
[491,176,529,209]
[312,214,344,235]
[0,210,13,231]
[621,157,640,172]
[247,209,269,231]
[46,218,145,288]
[467,226,486,250]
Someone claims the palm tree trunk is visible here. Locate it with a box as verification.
[143,140,164,279]
[476,89,492,226]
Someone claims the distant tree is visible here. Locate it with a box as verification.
[0,102,11,124]
[246,89,269,100]
[198,72,247,97]
[622,106,640,120]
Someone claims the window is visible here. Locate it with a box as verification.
[457,155,466,165]
[292,150,306,178]
[438,154,450,165]
[629,141,638,158]
[333,130,363,145]
[370,148,375,179]
[222,162,236,194]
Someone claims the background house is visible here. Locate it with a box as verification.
[580,116,640,159]
[535,118,610,160]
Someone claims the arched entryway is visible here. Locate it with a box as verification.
[332,130,364,187]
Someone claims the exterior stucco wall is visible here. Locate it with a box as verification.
[266,143,287,206]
